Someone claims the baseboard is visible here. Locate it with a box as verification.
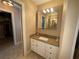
[23,49,31,56]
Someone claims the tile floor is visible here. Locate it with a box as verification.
[0,43,45,59]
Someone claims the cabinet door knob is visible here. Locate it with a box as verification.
[50,52,52,54]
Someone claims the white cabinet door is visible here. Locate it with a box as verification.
[37,40,46,58]
[31,39,37,52]
[46,44,59,59]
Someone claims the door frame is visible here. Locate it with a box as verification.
[13,0,27,56]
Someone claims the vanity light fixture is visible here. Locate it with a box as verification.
[2,0,13,6]
[47,9,50,13]
[43,10,46,14]
[43,8,54,14]
[50,8,54,12]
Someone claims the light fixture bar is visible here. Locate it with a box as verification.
[42,8,54,14]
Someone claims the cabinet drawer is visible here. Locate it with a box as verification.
[46,44,58,51]
[31,39,37,44]
[46,55,56,59]
[47,44,58,49]
[47,48,58,55]
[46,52,58,59]
[37,40,46,47]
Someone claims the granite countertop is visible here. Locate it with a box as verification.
[30,34,59,47]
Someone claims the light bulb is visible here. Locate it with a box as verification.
[50,8,54,12]
[3,1,8,5]
[8,2,13,6]
[2,0,13,6]
[47,9,50,13]
[43,10,46,14]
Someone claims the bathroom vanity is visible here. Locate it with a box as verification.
[31,34,59,59]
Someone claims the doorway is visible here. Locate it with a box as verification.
[0,11,14,50]
[74,31,79,59]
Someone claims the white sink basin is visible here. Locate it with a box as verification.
[39,37,48,41]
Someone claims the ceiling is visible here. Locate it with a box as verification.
[32,0,52,5]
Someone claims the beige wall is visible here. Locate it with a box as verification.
[59,0,79,59]
[22,0,37,53]
[38,0,63,10]
[0,0,22,45]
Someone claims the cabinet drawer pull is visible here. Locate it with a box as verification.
[50,52,52,54]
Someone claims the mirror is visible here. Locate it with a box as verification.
[41,11,58,30]
[37,6,63,36]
